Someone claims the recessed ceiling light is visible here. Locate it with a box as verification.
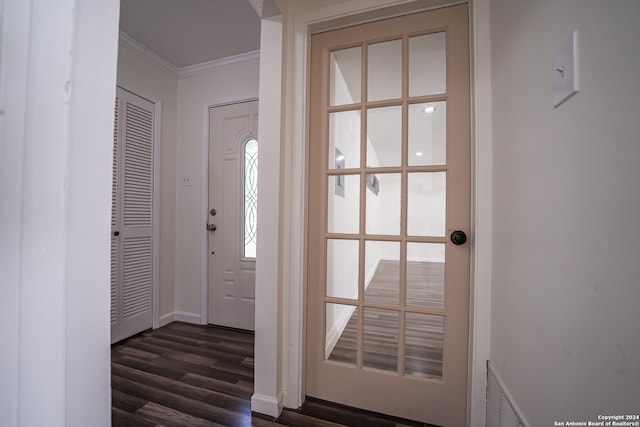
[424,106,436,114]
[415,151,423,156]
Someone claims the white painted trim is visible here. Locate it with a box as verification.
[286,3,489,426]
[364,257,382,288]
[283,8,312,411]
[116,83,163,332]
[468,0,493,425]
[1,2,37,425]
[178,51,260,79]
[158,312,175,328]
[118,31,178,77]
[200,95,260,327]
[407,257,445,263]
[325,305,357,356]
[119,32,260,81]
[252,14,283,418]
[116,82,160,107]
[1,1,118,424]
[300,0,467,34]
[158,311,203,326]
[152,101,162,330]
[174,311,203,324]
[251,391,284,419]
[249,0,281,18]
[487,363,530,427]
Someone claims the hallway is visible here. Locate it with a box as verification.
[111,322,436,426]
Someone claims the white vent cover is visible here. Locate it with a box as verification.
[486,364,528,427]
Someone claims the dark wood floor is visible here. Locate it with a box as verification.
[328,260,445,378]
[112,322,436,426]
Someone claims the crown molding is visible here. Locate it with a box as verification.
[118,32,260,80]
[249,0,281,18]
[119,31,179,77]
[177,50,260,79]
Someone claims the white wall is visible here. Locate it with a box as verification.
[0,0,119,425]
[490,0,640,425]
[175,60,260,321]
[117,44,178,324]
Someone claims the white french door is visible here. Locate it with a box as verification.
[111,87,155,344]
[207,101,258,331]
[306,5,471,426]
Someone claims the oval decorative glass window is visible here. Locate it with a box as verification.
[243,138,258,259]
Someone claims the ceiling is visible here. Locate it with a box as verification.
[119,0,261,68]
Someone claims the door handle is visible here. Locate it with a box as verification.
[206,224,217,232]
[450,230,467,245]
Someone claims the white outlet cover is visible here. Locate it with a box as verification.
[180,174,192,187]
[553,30,579,108]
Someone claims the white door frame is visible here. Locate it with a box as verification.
[199,95,259,325]
[266,0,493,425]
[115,82,162,331]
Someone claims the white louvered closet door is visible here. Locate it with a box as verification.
[111,87,155,344]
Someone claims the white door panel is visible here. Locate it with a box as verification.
[208,101,258,331]
[111,87,154,344]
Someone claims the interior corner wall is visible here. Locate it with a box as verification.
[117,45,178,322]
[175,62,260,321]
[1,0,119,425]
[489,1,640,425]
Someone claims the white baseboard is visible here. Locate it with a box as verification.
[157,311,202,327]
[158,312,174,327]
[251,391,284,418]
[408,257,445,263]
[364,257,381,291]
[325,304,356,356]
[174,311,203,324]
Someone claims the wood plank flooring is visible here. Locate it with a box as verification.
[112,322,437,426]
[328,260,445,378]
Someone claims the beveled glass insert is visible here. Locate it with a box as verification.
[409,32,446,97]
[326,303,359,364]
[327,174,360,234]
[364,241,400,304]
[329,110,361,169]
[243,138,259,259]
[404,312,444,379]
[367,105,402,167]
[326,239,359,299]
[364,307,399,372]
[406,242,445,308]
[367,39,402,101]
[366,173,401,236]
[407,172,446,237]
[330,47,362,106]
[408,101,447,166]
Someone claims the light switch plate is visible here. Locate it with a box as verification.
[553,30,579,108]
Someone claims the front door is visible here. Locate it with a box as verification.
[306,5,470,426]
[208,101,259,331]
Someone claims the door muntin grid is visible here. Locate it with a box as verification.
[324,31,449,380]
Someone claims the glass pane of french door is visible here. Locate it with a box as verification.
[307,5,471,426]
[323,28,449,380]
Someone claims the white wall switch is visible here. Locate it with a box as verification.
[553,30,579,108]
[180,174,192,187]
